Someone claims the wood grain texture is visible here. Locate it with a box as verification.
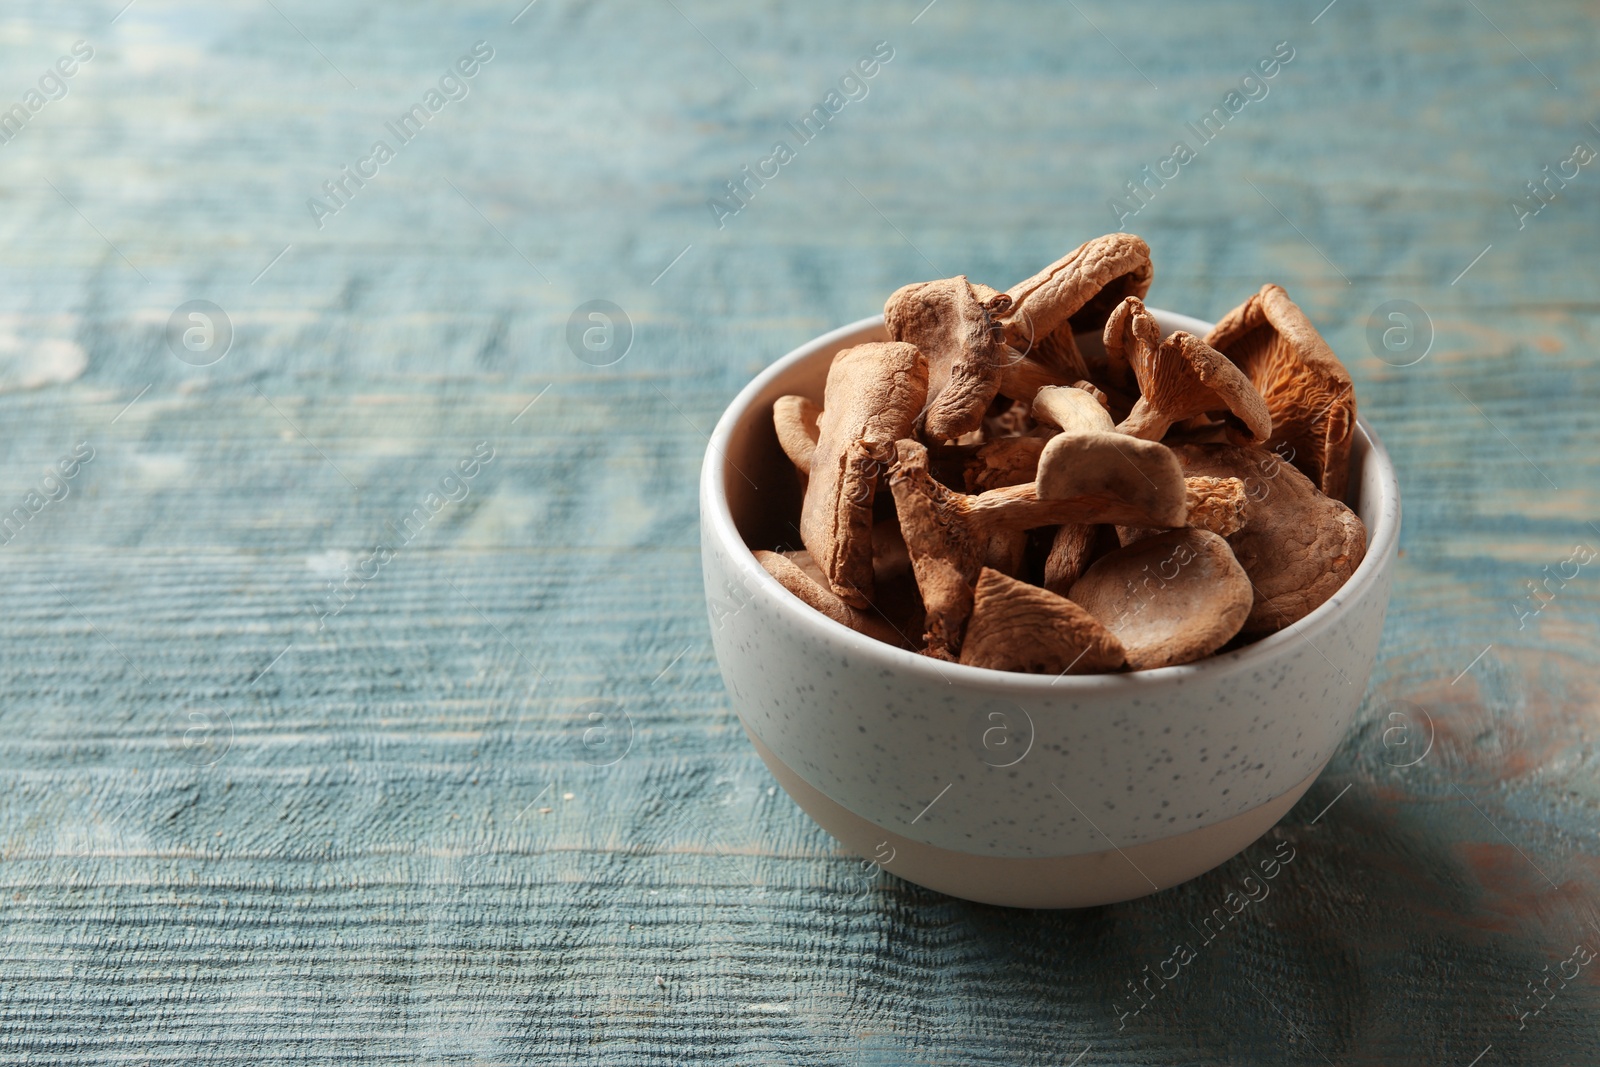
[0,1,1597,1064]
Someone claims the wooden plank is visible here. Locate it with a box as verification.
[0,0,1597,1063]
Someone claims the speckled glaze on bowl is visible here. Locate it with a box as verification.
[700,312,1400,909]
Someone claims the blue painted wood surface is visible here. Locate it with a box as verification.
[0,1,1597,1063]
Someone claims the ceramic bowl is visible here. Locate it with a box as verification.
[700,311,1400,908]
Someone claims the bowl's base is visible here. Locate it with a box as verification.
[743,721,1325,909]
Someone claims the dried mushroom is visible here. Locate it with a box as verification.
[1206,284,1357,501]
[1068,529,1253,669]
[755,234,1370,675]
[772,394,821,483]
[1033,432,1187,524]
[997,233,1154,365]
[1106,296,1272,445]
[800,341,928,607]
[1030,384,1115,592]
[1031,384,1114,434]
[960,568,1126,674]
[884,275,1008,442]
[1171,443,1366,638]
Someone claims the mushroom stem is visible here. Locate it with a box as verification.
[1043,522,1101,595]
[1116,395,1178,441]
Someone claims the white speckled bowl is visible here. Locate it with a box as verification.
[700,312,1400,908]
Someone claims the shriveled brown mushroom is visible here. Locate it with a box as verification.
[997,234,1154,364]
[1034,432,1188,523]
[1205,284,1357,500]
[889,437,1190,657]
[772,394,821,485]
[1105,296,1272,445]
[959,567,1127,674]
[1068,529,1253,669]
[1031,383,1115,434]
[800,341,928,607]
[1030,385,1115,591]
[1171,443,1366,638]
[884,276,1007,442]
[755,550,904,646]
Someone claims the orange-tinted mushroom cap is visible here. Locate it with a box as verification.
[1206,283,1357,500]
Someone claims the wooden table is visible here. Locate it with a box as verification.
[1,1,1596,1063]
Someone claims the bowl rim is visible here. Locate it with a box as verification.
[702,311,1401,693]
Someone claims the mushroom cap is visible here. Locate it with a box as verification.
[884,275,1006,441]
[772,394,821,475]
[959,567,1127,674]
[888,438,986,657]
[1067,528,1253,669]
[1170,443,1367,638]
[1033,431,1187,527]
[1108,297,1273,445]
[800,341,928,607]
[1032,384,1115,433]
[1205,284,1357,500]
[998,233,1154,351]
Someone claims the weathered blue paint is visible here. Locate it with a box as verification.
[0,1,1596,1063]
